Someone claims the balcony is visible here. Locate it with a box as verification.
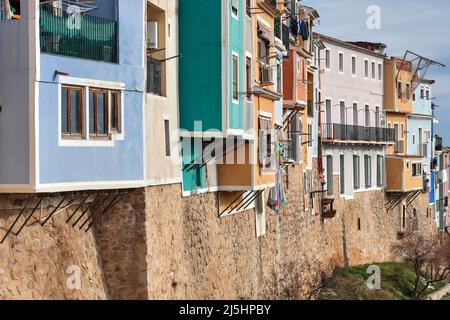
[39,5,118,63]
[322,124,396,144]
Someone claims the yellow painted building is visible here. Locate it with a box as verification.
[385,57,423,192]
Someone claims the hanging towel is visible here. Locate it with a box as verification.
[1,0,12,20]
[299,21,308,41]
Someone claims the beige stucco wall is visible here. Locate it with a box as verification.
[145,0,182,186]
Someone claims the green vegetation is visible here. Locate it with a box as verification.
[319,262,446,300]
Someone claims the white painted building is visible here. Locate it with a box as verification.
[315,34,394,200]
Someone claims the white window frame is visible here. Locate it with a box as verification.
[325,49,331,70]
[351,55,357,76]
[371,61,376,80]
[231,0,239,20]
[232,51,240,105]
[57,76,125,148]
[338,51,344,73]
[378,63,382,81]
[364,59,369,79]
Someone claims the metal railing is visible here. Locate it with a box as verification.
[322,123,396,143]
[39,4,118,63]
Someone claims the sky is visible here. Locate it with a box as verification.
[302,0,450,144]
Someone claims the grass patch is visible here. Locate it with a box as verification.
[318,262,446,300]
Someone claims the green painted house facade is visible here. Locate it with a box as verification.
[179,0,246,194]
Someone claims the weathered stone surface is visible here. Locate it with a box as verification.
[0,164,438,299]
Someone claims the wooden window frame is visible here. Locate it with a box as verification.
[61,85,84,139]
[89,88,110,139]
[110,90,121,134]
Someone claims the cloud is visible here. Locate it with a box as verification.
[304,0,450,143]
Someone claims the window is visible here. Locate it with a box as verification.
[277,63,282,94]
[365,105,370,127]
[340,101,346,125]
[406,83,411,100]
[231,0,238,18]
[351,56,356,75]
[246,57,252,99]
[358,218,361,231]
[353,103,358,126]
[110,91,121,133]
[364,60,369,78]
[425,130,431,143]
[398,81,402,99]
[371,62,376,79]
[326,99,332,124]
[308,124,313,147]
[325,50,330,69]
[420,88,424,99]
[338,53,344,72]
[147,58,162,96]
[353,155,360,190]
[364,155,372,188]
[89,89,109,137]
[259,117,273,170]
[377,155,384,187]
[412,134,416,145]
[61,86,83,137]
[426,89,430,100]
[257,38,270,64]
[326,155,333,196]
[375,106,380,128]
[378,63,382,81]
[340,154,345,195]
[413,93,416,101]
[412,163,422,177]
[400,123,404,139]
[164,120,171,156]
[232,54,239,102]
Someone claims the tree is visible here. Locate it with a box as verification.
[392,233,450,298]
[261,260,336,300]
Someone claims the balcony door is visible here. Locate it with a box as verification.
[340,101,346,125]
[419,128,423,156]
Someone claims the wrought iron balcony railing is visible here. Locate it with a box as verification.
[39,4,118,63]
[322,123,396,144]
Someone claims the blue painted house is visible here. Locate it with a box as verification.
[0,0,145,193]
[408,79,435,198]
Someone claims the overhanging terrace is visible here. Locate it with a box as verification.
[322,123,395,145]
[39,2,118,63]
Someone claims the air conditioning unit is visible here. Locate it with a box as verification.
[260,65,273,86]
[147,21,158,49]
